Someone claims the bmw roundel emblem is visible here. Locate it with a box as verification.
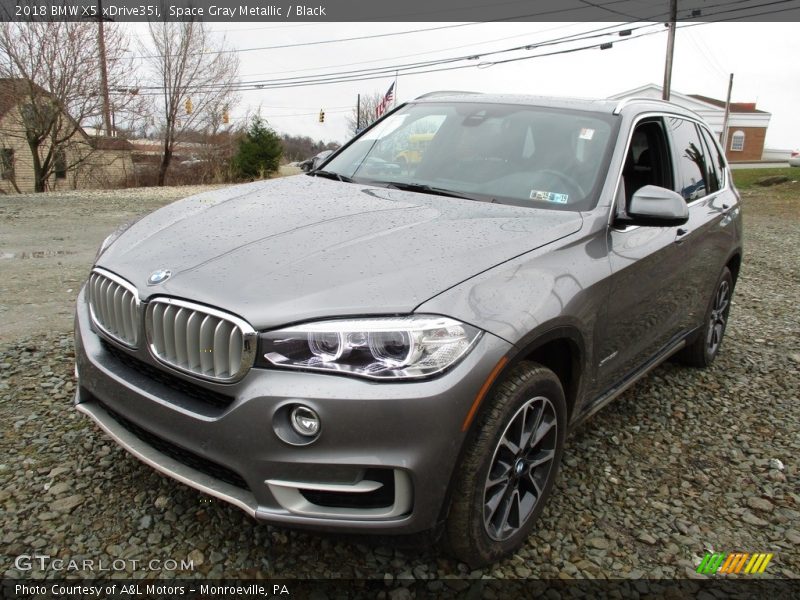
[147,269,172,286]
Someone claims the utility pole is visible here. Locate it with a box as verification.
[721,73,734,154]
[662,0,677,101]
[97,0,113,136]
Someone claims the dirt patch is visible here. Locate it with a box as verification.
[0,185,223,343]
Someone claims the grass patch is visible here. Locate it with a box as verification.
[732,167,799,189]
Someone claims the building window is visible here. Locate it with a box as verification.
[55,149,67,179]
[0,148,14,180]
[730,130,745,152]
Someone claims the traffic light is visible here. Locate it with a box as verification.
[184,98,193,115]
[318,109,325,123]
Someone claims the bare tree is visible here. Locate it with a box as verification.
[346,91,385,137]
[0,21,140,192]
[144,21,239,186]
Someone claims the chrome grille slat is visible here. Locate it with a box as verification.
[146,299,256,383]
[102,279,115,331]
[174,308,189,367]
[213,320,232,378]
[88,269,140,348]
[162,305,177,360]
[199,315,215,375]
[186,312,201,371]
[228,328,242,379]
[113,286,124,337]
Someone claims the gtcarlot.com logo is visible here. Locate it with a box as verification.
[697,552,774,575]
[14,554,194,573]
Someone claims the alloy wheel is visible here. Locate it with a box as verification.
[706,279,730,356]
[483,396,558,541]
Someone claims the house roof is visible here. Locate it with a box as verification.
[1,77,132,151]
[0,78,50,119]
[687,94,768,114]
[609,84,770,116]
[91,137,134,151]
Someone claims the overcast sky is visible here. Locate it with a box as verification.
[131,21,799,149]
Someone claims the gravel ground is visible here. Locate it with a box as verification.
[1,183,798,583]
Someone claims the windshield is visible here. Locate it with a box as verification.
[322,101,618,210]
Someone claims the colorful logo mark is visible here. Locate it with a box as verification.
[696,552,774,575]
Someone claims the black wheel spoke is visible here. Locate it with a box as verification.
[525,469,543,498]
[527,448,555,469]
[529,416,555,450]
[484,480,510,523]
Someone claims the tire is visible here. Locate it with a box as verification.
[444,361,567,567]
[677,266,734,368]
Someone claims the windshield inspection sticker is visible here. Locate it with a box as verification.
[579,128,595,140]
[530,190,569,204]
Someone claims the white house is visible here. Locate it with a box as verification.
[609,84,771,162]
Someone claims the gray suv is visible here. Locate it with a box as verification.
[74,93,742,566]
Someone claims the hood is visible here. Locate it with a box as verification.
[98,176,583,329]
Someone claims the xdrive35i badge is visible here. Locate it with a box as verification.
[147,269,172,285]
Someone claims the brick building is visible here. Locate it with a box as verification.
[610,84,771,162]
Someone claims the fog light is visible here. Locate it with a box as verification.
[290,406,320,437]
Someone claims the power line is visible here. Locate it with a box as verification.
[121,24,667,96]
[129,22,659,92]
[124,0,646,60]
[118,1,800,96]
[236,23,581,80]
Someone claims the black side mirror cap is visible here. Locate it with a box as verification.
[625,185,689,227]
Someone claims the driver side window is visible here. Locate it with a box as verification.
[621,119,673,208]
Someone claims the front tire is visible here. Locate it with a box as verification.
[445,361,566,567]
[677,266,734,367]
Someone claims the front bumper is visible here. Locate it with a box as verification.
[74,287,512,534]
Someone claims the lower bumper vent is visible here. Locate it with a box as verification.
[97,397,249,491]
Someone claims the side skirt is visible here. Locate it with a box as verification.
[573,328,699,428]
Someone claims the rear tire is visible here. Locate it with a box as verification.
[444,361,566,567]
[677,266,734,367]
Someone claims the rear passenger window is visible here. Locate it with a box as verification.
[698,125,725,193]
[667,118,711,202]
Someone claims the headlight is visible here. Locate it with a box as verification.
[260,316,481,380]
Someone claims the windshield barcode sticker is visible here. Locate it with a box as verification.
[530,190,569,204]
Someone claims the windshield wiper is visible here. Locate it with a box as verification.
[382,181,476,200]
[311,170,354,183]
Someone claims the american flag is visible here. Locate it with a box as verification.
[375,82,395,119]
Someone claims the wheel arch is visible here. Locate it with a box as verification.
[726,251,742,284]
[436,324,587,529]
[510,325,586,425]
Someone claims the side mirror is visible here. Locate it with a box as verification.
[626,185,689,227]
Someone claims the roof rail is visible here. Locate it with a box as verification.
[414,90,482,100]
[612,96,701,118]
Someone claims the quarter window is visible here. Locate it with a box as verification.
[730,130,745,152]
[667,118,710,202]
[698,126,724,193]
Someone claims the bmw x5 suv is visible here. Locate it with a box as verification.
[74,93,742,566]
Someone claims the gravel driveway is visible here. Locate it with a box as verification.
[1,183,798,583]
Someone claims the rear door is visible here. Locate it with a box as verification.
[665,117,739,331]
